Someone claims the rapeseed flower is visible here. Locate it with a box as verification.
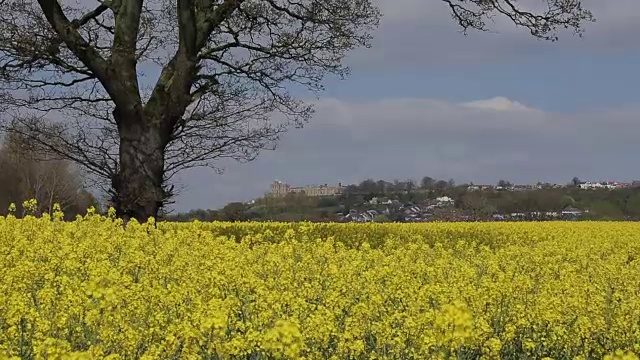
[1,209,640,358]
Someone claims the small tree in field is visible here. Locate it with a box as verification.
[0,0,592,221]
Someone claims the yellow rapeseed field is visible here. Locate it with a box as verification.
[2,204,640,359]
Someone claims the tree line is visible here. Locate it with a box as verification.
[166,175,640,222]
[0,133,99,218]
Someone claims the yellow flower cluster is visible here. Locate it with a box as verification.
[2,210,640,359]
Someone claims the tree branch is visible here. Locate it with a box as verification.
[178,0,198,57]
[144,0,243,129]
[109,0,144,108]
[73,3,110,28]
[35,0,110,80]
[441,0,593,41]
[35,0,137,110]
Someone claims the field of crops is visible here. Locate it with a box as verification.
[2,209,640,359]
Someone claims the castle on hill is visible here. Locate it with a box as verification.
[268,180,345,197]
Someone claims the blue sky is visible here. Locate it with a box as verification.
[324,50,640,112]
[173,0,640,212]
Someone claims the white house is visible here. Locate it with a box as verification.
[580,182,616,190]
[436,196,455,206]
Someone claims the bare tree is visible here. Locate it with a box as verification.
[0,131,94,216]
[0,0,592,222]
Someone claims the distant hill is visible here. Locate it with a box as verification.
[164,179,640,222]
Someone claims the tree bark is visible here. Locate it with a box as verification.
[111,108,168,223]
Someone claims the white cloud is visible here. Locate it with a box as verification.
[462,97,533,112]
[174,96,640,211]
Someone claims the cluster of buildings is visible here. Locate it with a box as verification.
[268,180,345,197]
[339,202,591,223]
[492,209,588,221]
[268,179,640,198]
[469,181,640,192]
[469,184,565,191]
[340,209,383,223]
[339,196,458,223]
[578,181,640,190]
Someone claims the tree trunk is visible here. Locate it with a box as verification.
[112,108,168,223]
